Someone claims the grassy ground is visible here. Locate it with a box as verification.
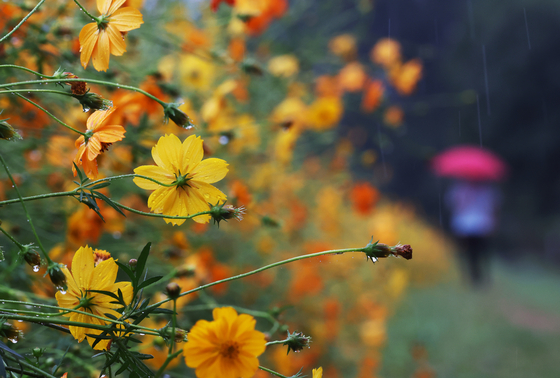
[380,257,560,378]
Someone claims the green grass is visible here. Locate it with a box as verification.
[380,258,560,378]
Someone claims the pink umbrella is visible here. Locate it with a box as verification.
[431,145,507,181]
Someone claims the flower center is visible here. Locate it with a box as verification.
[78,292,94,311]
[219,341,240,359]
[84,129,94,143]
[173,171,191,189]
[97,15,109,30]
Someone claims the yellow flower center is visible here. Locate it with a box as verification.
[219,341,240,359]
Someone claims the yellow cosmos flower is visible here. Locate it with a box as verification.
[55,246,132,350]
[79,0,144,71]
[313,367,323,378]
[183,307,267,378]
[133,134,228,225]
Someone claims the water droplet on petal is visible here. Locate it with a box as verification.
[33,265,40,272]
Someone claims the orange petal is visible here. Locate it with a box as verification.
[109,7,143,31]
[92,29,110,72]
[79,23,99,69]
[107,0,126,15]
[106,24,126,56]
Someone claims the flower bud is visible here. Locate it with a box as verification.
[283,330,311,354]
[210,202,245,225]
[128,258,138,269]
[0,118,22,141]
[392,244,413,260]
[241,59,264,76]
[163,103,195,129]
[72,91,112,112]
[47,262,67,291]
[361,237,413,263]
[0,322,22,343]
[22,245,41,270]
[165,282,181,299]
[32,347,43,358]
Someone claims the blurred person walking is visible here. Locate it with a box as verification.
[431,145,507,287]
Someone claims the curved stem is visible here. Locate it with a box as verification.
[265,339,288,346]
[144,247,363,313]
[0,190,77,207]
[72,0,100,22]
[0,225,26,250]
[0,0,47,43]
[154,349,183,378]
[11,92,86,136]
[259,366,288,378]
[0,78,166,107]
[3,353,57,378]
[0,88,74,97]
[114,201,212,220]
[0,64,57,79]
[87,174,176,188]
[0,154,51,263]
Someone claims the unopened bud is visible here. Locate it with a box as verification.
[163,103,195,129]
[72,91,112,112]
[0,117,22,141]
[165,282,181,299]
[283,330,311,354]
[22,245,41,269]
[210,202,245,226]
[392,244,413,260]
[128,258,138,269]
[361,237,413,263]
[1,322,22,343]
[47,263,67,291]
[32,348,43,358]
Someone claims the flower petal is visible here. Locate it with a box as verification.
[133,165,175,190]
[97,0,111,15]
[106,0,126,15]
[79,23,99,69]
[190,158,228,184]
[92,29,110,72]
[152,134,182,173]
[180,134,204,173]
[95,124,126,143]
[106,24,126,56]
[181,189,211,224]
[109,7,144,32]
[72,246,94,290]
[189,181,227,205]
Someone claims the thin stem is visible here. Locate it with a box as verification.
[114,201,212,220]
[169,300,177,354]
[0,0,47,43]
[3,353,57,378]
[87,174,176,188]
[72,0,100,22]
[144,247,363,313]
[0,225,26,250]
[154,349,183,378]
[0,64,57,79]
[0,153,52,263]
[259,366,288,378]
[0,78,167,107]
[11,92,86,136]
[266,339,288,346]
[0,190,77,206]
[0,88,74,97]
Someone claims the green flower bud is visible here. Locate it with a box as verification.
[165,282,181,299]
[283,330,311,354]
[72,91,112,112]
[210,202,245,226]
[0,117,22,141]
[47,262,67,291]
[163,102,195,129]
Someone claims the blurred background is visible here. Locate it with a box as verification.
[1,0,560,377]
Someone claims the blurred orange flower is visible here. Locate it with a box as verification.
[307,97,343,131]
[79,0,143,71]
[351,182,380,215]
[338,62,366,92]
[383,105,404,127]
[390,59,423,95]
[329,34,357,60]
[370,38,401,68]
[361,79,385,113]
[73,107,126,179]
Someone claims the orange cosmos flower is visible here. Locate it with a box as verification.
[183,307,266,378]
[73,107,126,179]
[79,0,144,71]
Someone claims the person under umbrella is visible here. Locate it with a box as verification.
[432,145,507,287]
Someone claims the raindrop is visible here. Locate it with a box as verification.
[370,257,378,263]
[57,287,66,294]
[8,339,17,343]
[139,333,145,336]
[219,135,229,145]
[83,107,90,112]
[33,265,40,272]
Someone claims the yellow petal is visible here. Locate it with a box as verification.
[133,165,174,190]
[92,258,118,291]
[152,134,182,173]
[96,124,126,143]
[147,186,175,213]
[72,246,94,290]
[106,0,126,15]
[180,134,204,173]
[190,158,228,184]
[182,189,211,224]
[190,181,226,206]
[97,0,111,15]
[87,108,116,131]
[106,24,126,56]
[92,29,110,72]
[109,7,144,32]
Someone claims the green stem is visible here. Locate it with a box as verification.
[72,0,100,22]
[265,339,288,346]
[114,201,212,220]
[0,78,166,107]
[11,92,86,136]
[0,153,52,263]
[3,353,57,378]
[154,349,183,378]
[169,300,177,355]
[0,225,26,250]
[87,174,176,188]
[144,247,363,313]
[0,285,57,302]
[0,190,77,206]
[0,64,56,79]
[259,366,288,378]
[0,88,74,97]
[0,0,47,43]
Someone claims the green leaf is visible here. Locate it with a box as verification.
[89,182,111,190]
[116,261,137,286]
[88,289,120,302]
[137,275,164,290]
[94,191,126,217]
[135,243,152,281]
